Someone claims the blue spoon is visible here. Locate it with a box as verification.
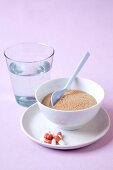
[50,52,90,106]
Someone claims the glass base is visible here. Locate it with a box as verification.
[15,96,36,107]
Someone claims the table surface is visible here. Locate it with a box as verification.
[0,0,113,170]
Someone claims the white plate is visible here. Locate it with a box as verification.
[20,103,110,150]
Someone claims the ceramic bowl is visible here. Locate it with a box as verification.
[35,77,104,130]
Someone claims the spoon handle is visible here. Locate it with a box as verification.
[63,52,90,90]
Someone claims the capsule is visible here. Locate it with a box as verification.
[54,135,65,145]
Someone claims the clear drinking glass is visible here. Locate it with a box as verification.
[4,42,54,107]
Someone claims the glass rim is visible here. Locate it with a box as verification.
[4,42,55,63]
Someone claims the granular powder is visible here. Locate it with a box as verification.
[42,90,97,111]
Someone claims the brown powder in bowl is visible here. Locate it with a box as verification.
[42,90,97,111]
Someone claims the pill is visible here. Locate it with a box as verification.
[54,135,61,142]
[54,135,65,145]
[44,133,53,140]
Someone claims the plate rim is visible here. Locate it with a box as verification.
[20,103,110,150]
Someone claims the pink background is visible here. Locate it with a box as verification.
[0,0,113,169]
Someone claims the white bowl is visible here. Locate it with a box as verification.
[35,77,104,130]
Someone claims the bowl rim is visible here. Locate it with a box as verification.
[35,77,105,113]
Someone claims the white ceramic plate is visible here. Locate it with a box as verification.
[20,103,110,150]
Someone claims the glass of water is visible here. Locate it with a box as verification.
[4,42,54,107]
